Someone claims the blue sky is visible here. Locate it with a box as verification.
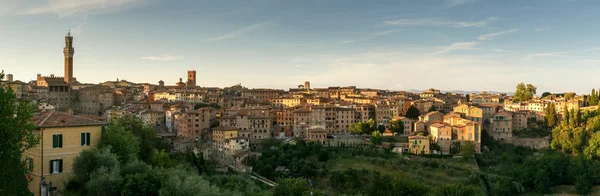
[1,0,600,94]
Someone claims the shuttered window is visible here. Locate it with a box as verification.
[80,132,91,146]
[52,134,63,148]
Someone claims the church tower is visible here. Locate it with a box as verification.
[64,31,75,85]
[187,70,196,87]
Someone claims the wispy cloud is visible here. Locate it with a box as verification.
[341,29,403,45]
[579,60,600,64]
[341,40,356,44]
[206,22,270,41]
[445,0,476,7]
[141,55,183,61]
[384,17,497,27]
[371,29,403,36]
[477,28,518,41]
[535,27,550,32]
[491,49,514,53]
[524,51,573,60]
[431,42,478,55]
[70,17,89,35]
[18,0,149,17]
[583,47,600,52]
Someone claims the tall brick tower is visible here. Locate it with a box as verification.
[187,70,196,87]
[64,31,75,85]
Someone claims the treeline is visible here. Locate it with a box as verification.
[587,88,600,106]
[551,107,600,158]
[329,168,482,196]
[478,123,600,195]
[65,116,269,196]
[250,139,485,196]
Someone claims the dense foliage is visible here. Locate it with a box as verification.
[406,105,421,120]
[0,71,38,196]
[248,139,484,195]
[478,127,600,195]
[389,119,405,135]
[66,116,269,196]
[513,83,536,102]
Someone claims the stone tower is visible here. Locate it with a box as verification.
[304,81,310,90]
[187,70,196,87]
[64,31,75,85]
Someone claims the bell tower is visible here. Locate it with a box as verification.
[64,30,75,85]
[187,70,196,87]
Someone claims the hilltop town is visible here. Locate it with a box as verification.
[5,33,600,196]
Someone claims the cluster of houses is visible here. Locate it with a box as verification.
[6,73,590,195]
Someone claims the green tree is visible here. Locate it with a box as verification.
[389,119,405,135]
[121,159,150,177]
[433,184,482,196]
[564,92,576,99]
[371,131,382,145]
[428,105,438,112]
[349,122,365,135]
[584,132,600,160]
[465,94,470,102]
[366,119,377,133]
[377,124,386,133]
[153,149,175,168]
[541,92,552,98]
[72,148,120,184]
[159,166,222,196]
[534,169,551,193]
[575,174,592,195]
[86,166,122,196]
[0,71,38,195]
[460,141,476,157]
[273,178,311,196]
[544,103,558,128]
[406,105,421,120]
[513,83,537,102]
[100,125,141,163]
[122,169,163,196]
[114,116,157,163]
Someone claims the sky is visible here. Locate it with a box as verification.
[1,0,600,94]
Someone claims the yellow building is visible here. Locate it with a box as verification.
[25,111,105,196]
[408,135,430,155]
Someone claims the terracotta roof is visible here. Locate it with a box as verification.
[424,111,442,117]
[43,78,69,86]
[234,150,249,157]
[35,111,106,128]
[430,123,447,128]
[77,114,105,121]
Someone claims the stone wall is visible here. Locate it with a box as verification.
[511,136,550,149]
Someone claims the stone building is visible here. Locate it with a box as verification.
[75,85,115,115]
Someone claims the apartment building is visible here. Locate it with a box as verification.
[25,111,105,195]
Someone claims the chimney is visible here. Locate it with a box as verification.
[7,74,13,82]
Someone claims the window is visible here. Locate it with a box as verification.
[28,157,34,171]
[50,159,63,174]
[80,132,91,146]
[52,134,63,148]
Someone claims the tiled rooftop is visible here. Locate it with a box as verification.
[35,111,106,128]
